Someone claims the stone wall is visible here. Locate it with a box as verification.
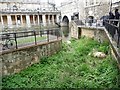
[80,27,109,43]
[1,39,62,76]
[70,21,80,39]
[70,22,120,65]
[70,22,109,43]
[85,1,110,19]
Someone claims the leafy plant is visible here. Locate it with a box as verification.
[2,37,120,89]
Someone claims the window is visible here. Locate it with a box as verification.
[89,0,94,5]
[96,0,99,4]
[85,0,88,6]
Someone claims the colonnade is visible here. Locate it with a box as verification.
[0,14,59,28]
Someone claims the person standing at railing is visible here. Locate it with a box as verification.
[114,9,120,26]
[109,11,114,24]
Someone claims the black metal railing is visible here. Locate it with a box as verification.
[0,29,61,51]
[73,19,104,27]
[104,19,120,48]
[73,19,120,49]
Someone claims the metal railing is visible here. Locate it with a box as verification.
[0,29,61,51]
[73,19,120,48]
[103,19,120,48]
[73,19,103,27]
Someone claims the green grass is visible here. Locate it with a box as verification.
[2,37,120,88]
[16,36,46,45]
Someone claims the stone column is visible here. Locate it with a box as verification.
[15,15,18,27]
[48,15,50,25]
[26,15,31,27]
[7,15,12,27]
[1,15,4,26]
[42,14,46,26]
[20,15,23,25]
[52,15,55,25]
[38,15,40,25]
[33,15,35,25]
[56,15,59,23]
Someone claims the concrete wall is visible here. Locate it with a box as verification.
[1,40,62,76]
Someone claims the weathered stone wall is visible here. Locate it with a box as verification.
[80,27,109,43]
[70,21,79,39]
[85,1,110,19]
[70,22,120,67]
[70,22,109,43]
[1,39,62,76]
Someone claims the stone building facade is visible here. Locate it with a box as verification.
[60,0,120,22]
[112,0,120,10]
[84,0,110,19]
[60,0,85,22]
[0,0,60,28]
[60,0,111,24]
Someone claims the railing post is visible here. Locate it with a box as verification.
[56,29,58,40]
[109,19,110,24]
[14,33,18,49]
[34,31,37,45]
[118,33,120,48]
[117,20,120,48]
[40,31,42,37]
[47,30,49,42]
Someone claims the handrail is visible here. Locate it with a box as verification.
[73,19,120,49]
[104,19,120,48]
[0,29,61,51]
[72,19,120,47]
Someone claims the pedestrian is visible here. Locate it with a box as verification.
[109,11,114,19]
[109,11,114,24]
[114,9,120,26]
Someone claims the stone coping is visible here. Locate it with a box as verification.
[1,38,62,55]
